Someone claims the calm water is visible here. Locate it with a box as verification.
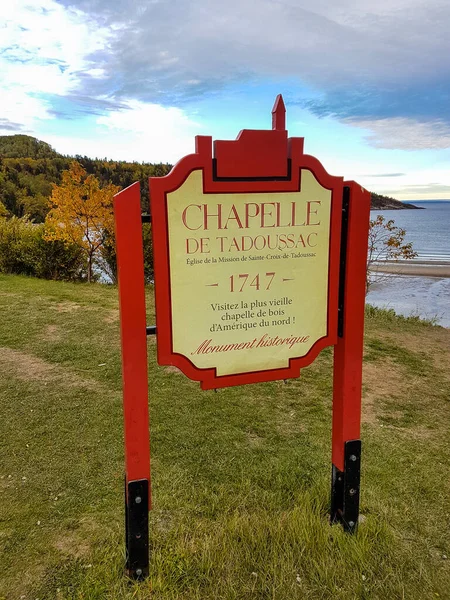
[366,201,450,327]
[374,201,450,261]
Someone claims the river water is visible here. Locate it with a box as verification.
[366,201,450,327]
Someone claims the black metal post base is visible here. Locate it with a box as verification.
[330,439,361,533]
[125,478,149,579]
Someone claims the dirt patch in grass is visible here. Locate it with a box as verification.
[0,347,97,390]
[275,407,307,437]
[104,309,119,324]
[42,324,61,342]
[54,301,82,313]
[151,509,175,535]
[0,476,12,492]
[164,365,182,375]
[53,531,90,559]
[382,423,433,440]
[361,392,377,426]
[53,516,103,559]
[7,563,47,600]
[362,359,407,425]
[245,431,264,447]
[54,535,91,559]
[0,291,19,297]
[381,329,450,377]
[1,347,57,381]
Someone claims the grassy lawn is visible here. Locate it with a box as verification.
[0,274,449,599]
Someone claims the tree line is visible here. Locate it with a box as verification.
[0,135,171,222]
[0,135,416,289]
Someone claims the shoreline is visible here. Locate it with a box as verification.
[372,261,450,277]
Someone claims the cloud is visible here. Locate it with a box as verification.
[303,81,450,125]
[0,1,111,87]
[0,89,53,133]
[48,95,128,119]
[44,100,202,163]
[0,2,203,161]
[380,183,450,199]
[366,173,405,178]
[397,183,450,192]
[49,0,450,152]
[344,118,450,150]
[0,118,25,132]
[0,0,112,127]
[53,1,450,112]
[2,0,450,152]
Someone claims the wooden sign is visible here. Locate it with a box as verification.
[113,95,371,580]
[150,98,344,389]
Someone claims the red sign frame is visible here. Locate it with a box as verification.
[150,105,344,389]
[113,96,371,578]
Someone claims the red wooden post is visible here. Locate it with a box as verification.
[330,182,371,531]
[114,182,151,579]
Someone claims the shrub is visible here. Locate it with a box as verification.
[98,222,154,284]
[32,233,87,281]
[0,216,36,275]
[0,216,86,281]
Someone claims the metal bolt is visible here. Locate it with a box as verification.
[337,477,342,482]
[349,488,357,496]
[348,521,355,527]
[135,568,143,577]
[136,533,142,539]
[349,454,357,462]
[135,496,142,504]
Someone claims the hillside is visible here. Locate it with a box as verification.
[0,135,172,221]
[371,192,422,210]
[0,135,419,220]
[0,134,62,159]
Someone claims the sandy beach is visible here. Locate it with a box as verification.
[373,261,450,277]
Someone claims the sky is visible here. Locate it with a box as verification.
[1,0,450,200]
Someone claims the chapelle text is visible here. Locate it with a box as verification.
[181,200,323,254]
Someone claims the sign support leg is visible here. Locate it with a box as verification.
[125,479,149,578]
[331,182,371,532]
[330,440,361,532]
[114,183,151,578]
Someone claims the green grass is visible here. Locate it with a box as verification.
[1,274,449,599]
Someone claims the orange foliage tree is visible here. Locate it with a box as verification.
[45,162,120,282]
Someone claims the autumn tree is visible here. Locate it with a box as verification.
[45,162,120,282]
[366,214,417,293]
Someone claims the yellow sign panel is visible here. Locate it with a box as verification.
[167,169,332,377]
